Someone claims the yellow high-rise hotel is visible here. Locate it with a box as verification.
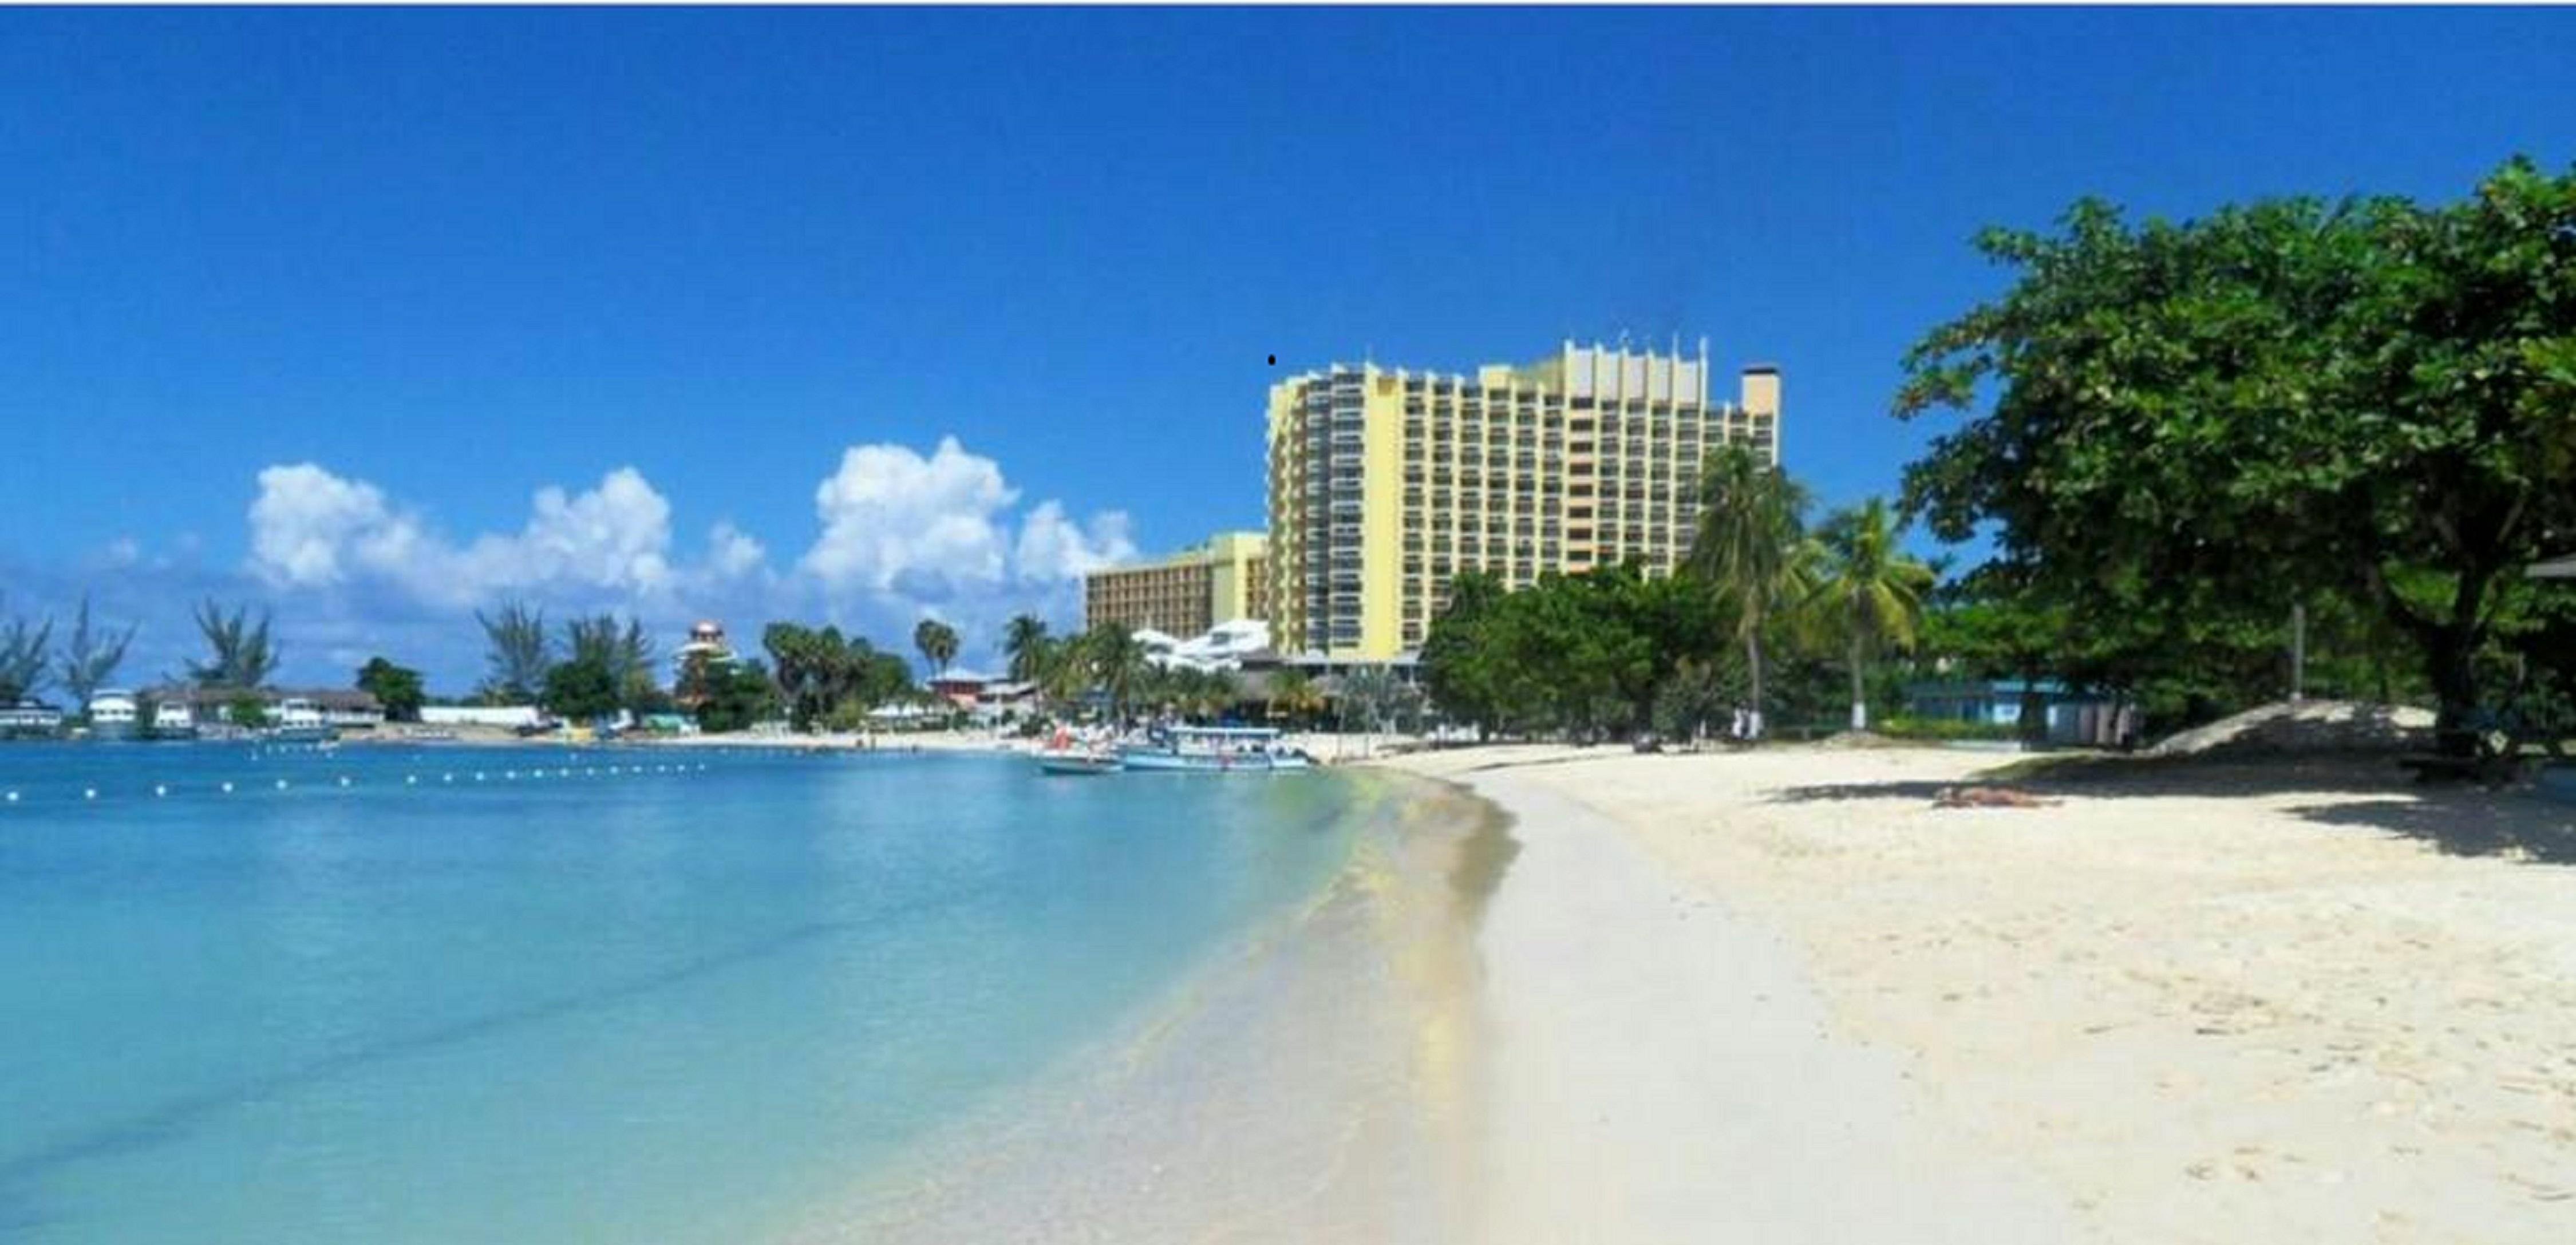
[1081,531,1270,639]
[1266,340,1780,661]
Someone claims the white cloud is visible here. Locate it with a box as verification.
[800,436,1018,595]
[706,521,768,580]
[247,463,700,610]
[230,435,1130,678]
[1014,500,1137,581]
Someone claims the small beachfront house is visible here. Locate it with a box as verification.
[1905,678,2136,746]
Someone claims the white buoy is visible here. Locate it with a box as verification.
[275,779,289,790]
[3,791,16,803]
[337,776,351,788]
[155,784,168,797]
[220,781,234,793]
[406,774,418,785]
[474,772,486,781]
[84,788,98,800]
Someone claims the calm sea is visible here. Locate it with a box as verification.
[0,742,1362,1243]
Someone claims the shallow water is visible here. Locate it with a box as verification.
[0,742,1360,1243]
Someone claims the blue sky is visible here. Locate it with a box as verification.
[5,7,2573,691]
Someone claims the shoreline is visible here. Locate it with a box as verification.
[1397,750,2077,1243]
[784,765,1510,1243]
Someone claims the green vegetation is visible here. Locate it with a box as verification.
[1003,614,1051,683]
[0,593,52,703]
[55,594,136,711]
[690,659,780,734]
[225,693,268,729]
[761,622,915,732]
[187,600,279,689]
[913,618,959,678]
[355,657,426,722]
[561,615,658,713]
[1685,444,1812,738]
[1421,563,1722,741]
[475,602,550,704]
[540,657,621,724]
[1897,156,2576,736]
[1811,498,1934,732]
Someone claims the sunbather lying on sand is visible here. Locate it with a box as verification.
[1933,785,2063,809]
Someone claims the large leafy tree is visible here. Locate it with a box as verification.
[188,600,279,689]
[1808,499,1935,732]
[563,614,658,710]
[0,594,54,703]
[55,594,136,710]
[1898,157,2576,733]
[1082,623,1147,720]
[475,602,550,703]
[1684,444,1815,738]
[355,657,427,722]
[542,657,621,724]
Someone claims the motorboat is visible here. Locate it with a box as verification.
[151,699,198,740]
[268,698,337,743]
[1116,725,1314,773]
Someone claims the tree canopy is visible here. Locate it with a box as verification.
[1898,157,2576,729]
[187,600,279,689]
[476,602,550,703]
[356,657,427,722]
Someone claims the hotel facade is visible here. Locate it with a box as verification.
[1081,530,1271,638]
[1265,340,1780,661]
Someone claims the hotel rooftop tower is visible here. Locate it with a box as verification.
[1265,339,1780,661]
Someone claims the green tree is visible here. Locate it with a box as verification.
[0,593,54,703]
[1266,666,1325,729]
[541,657,621,724]
[355,657,427,722]
[1808,498,1935,732]
[187,600,279,689]
[227,693,270,729]
[1684,444,1815,738]
[475,602,550,703]
[914,618,959,678]
[695,660,780,734]
[563,614,658,711]
[1082,623,1147,719]
[1898,157,2576,735]
[1002,614,1052,683]
[54,594,136,711]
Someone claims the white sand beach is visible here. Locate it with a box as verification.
[1392,744,2576,1243]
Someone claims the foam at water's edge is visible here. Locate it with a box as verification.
[779,769,1518,1244]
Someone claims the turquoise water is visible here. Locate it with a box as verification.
[0,743,1360,1243]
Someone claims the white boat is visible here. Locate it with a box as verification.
[1036,752,1124,776]
[151,699,198,740]
[1,699,64,739]
[87,689,141,741]
[268,698,338,743]
[1117,725,1315,773]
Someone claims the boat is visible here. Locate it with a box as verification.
[1116,725,1315,773]
[267,698,338,743]
[1035,725,1124,775]
[87,689,141,741]
[151,699,198,741]
[0,699,64,740]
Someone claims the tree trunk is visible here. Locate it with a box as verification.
[1848,630,1867,732]
[1745,627,1766,741]
[2424,624,2481,749]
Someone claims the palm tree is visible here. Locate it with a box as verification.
[1684,444,1812,740]
[914,618,960,679]
[1002,614,1050,684]
[1083,623,1147,721]
[1809,497,1935,732]
[1266,667,1325,729]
